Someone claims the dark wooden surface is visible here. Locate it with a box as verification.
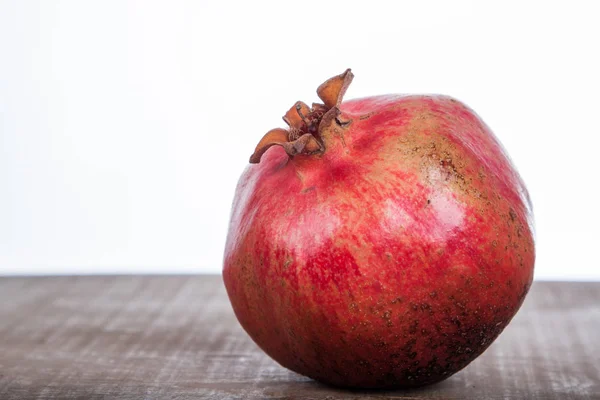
[0,276,598,399]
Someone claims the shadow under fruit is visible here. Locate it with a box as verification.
[223,69,535,389]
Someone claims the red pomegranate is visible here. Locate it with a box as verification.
[223,69,535,388]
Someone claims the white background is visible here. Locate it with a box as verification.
[1,1,598,279]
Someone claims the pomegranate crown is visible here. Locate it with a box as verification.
[250,69,354,164]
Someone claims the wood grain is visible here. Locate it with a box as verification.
[0,276,598,399]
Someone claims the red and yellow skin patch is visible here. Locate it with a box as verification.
[223,95,534,388]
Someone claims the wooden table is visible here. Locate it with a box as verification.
[0,276,598,399]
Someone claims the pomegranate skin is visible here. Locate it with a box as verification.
[223,94,535,388]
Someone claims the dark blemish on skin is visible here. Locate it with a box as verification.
[451,317,461,328]
[302,186,316,193]
[509,208,517,222]
[402,338,417,353]
[409,320,419,334]
[335,117,352,129]
[440,158,453,167]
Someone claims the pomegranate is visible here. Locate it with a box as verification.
[223,70,535,388]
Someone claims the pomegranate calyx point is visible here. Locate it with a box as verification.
[249,69,353,164]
